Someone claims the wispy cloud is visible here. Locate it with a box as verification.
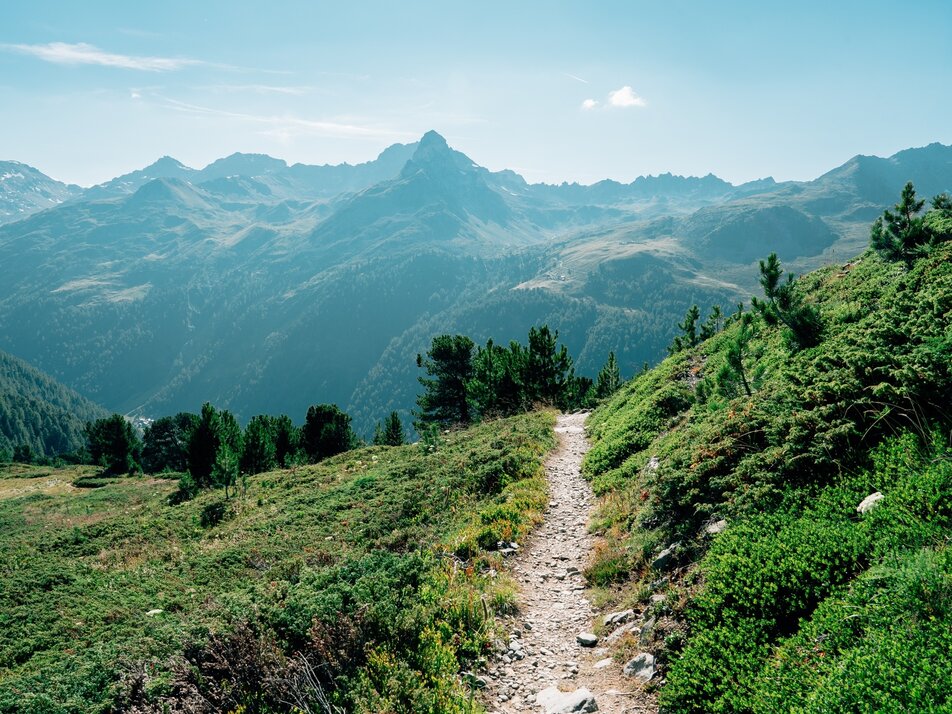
[1,42,203,71]
[608,85,646,108]
[581,98,599,110]
[158,96,413,141]
[200,84,312,96]
[564,72,589,84]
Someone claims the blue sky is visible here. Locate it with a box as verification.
[2,1,950,186]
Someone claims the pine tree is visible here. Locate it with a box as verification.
[241,415,277,475]
[415,335,475,427]
[85,414,141,475]
[524,325,573,406]
[375,411,405,446]
[669,305,701,354]
[302,404,357,462]
[751,253,822,350]
[273,415,300,467]
[595,351,622,399]
[870,182,932,265]
[187,403,222,488]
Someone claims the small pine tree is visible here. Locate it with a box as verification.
[669,304,701,354]
[373,411,405,446]
[595,351,622,399]
[870,182,932,265]
[699,305,723,341]
[751,253,822,350]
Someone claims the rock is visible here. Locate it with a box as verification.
[594,657,613,670]
[857,492,884,514]
[576,632,599,647]
[602,609,634,626]
[639,616,657,646]
[623,652,656,682]
[536,686,598,713]
[646,456,660,471]
[651,543,679,571]
[704,519,728,535]
[145,609,163,616]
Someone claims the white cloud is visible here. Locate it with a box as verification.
[608,85,646,108]
[581,98,599,110]
[2,42,202,71]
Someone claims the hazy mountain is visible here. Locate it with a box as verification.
[0,161,82,224]
[0,133,948,436]
[0,348,108,458]
[83,142,419,204]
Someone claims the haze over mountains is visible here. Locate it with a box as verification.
[1,132,950,435]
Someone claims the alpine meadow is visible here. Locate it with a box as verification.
[1,3,951,713]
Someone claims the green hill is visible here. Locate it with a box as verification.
[583,235,951,710]
[0,349,108,459]
[0,411,554,713]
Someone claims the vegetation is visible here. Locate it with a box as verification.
[141,413,199,474]
[583,185,952,712]
[373,411,406,446]
[0,349,107,460]
[0,411,555,713]
[416,325,600,428]
[84,415,142,476]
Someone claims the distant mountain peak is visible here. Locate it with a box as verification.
[418,130,448,149]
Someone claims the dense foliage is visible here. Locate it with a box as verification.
[583,188,952,712]
[0,411,555,713]
[0,349,107,460]
[84,415,142,476]
[416,325,608,428]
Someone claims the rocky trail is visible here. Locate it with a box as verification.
[480,412,657,714]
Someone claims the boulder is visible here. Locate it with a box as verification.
[536,686,598,713]
[704,519,728,535]
[623,652,656,682]
[602,609,634,626]
[651,543,679,571]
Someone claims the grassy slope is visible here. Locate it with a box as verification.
[0,411,555,714]
[583,242,952,712]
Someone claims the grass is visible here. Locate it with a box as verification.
[0,411,556,713]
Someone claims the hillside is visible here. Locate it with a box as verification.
[0,411,554,713]
[582,235,952,709]
[0,349,108,459]
[0,137,949,436]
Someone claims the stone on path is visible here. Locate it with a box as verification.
[536,686,599,713]
[576,632,599,647]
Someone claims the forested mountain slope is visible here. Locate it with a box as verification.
[583,217,952,711]
[0,349,107,458]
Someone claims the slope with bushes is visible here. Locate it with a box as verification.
[0,411,555,713]
[583,216,951,711]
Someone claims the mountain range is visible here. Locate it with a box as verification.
[1,132,949,436]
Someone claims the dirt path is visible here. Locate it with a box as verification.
[481,412,655,714]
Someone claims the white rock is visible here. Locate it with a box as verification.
[594,657,613,670]
[857,491,884,514]
[576,632,599,647]
[536,686,599,713]
[704,519,728,535]
[145,609,163,616]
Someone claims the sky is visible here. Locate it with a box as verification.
[1,1,950,187]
